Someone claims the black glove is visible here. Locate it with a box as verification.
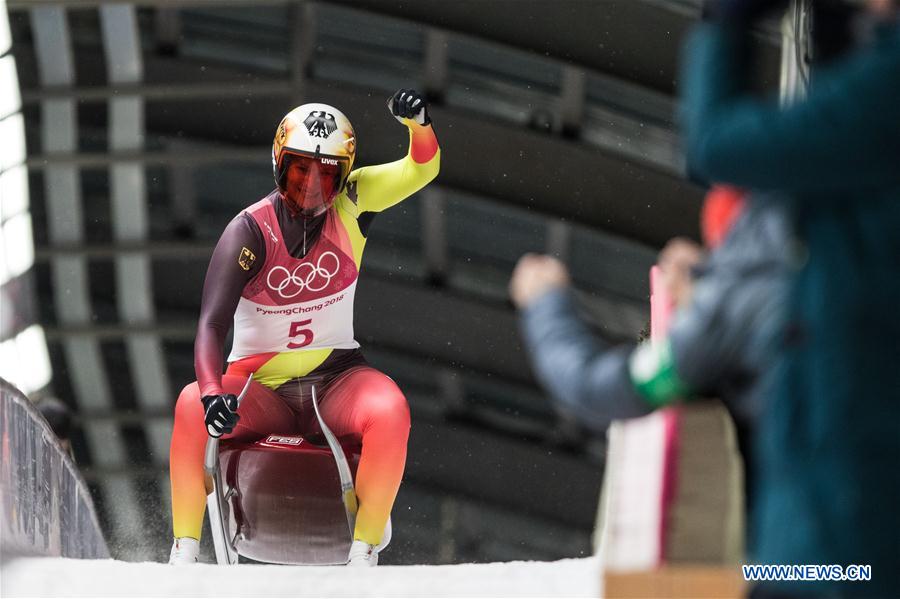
[388,88,431,126]
[201,394,240,438]
[702,0,788,22]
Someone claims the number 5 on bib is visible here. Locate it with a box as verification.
[288,319,314,349]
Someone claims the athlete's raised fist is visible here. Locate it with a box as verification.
[201,393,240,438]
[387,89,431,126]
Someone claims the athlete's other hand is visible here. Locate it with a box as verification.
[201,394,240,438]
[388,89,431,126]
[510,253,571,309]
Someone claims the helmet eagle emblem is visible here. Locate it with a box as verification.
[303,111,337,139]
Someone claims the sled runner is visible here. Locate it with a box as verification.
[204,378,384,565]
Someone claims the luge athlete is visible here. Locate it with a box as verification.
[168,89,440,566]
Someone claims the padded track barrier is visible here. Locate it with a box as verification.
[0,378,109,560]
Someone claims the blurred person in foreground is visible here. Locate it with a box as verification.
[681,0,900,596]
[168,90,439,566]
[510,187,790,521]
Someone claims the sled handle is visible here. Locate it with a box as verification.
[310,384,359,532]
[204,373,254,475]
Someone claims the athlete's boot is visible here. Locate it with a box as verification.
[168,537,200,564]
[347,540,379,567]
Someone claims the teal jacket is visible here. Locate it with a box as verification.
[681,21,900,597]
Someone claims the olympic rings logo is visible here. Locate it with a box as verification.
[266,251,341,298]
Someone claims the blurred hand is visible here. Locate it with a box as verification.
[657,238,705,308]
[387,88,431,126]
[867,0,897,19]
[510,254,571,309]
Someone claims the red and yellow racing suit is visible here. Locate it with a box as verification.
[170,120,440,546]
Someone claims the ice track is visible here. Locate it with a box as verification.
[1,555,601,597]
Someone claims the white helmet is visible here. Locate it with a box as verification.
[272,103,356,217]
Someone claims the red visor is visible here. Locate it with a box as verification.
[277,150,350,217]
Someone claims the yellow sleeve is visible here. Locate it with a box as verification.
[347,122,441,214]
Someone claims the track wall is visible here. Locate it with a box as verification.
[0,379,108,559]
